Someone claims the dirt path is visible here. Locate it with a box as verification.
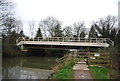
[73,60,93,79]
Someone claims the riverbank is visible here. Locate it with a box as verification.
[51,58,110,79]
[51,58,81,79]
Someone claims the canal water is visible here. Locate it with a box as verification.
[2,56,58,79]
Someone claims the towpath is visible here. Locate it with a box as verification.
[73,60,93,79]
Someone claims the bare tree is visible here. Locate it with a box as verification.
[29,20,35,38]
[39,20,48,37]
[14,19,23,34]
[2,17,22,35]
[63,26,73,37]
[39,16,62,37]
[0,0,15,35]
[46,16,62,37]
[73,21,85,37]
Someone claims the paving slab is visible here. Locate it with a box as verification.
[73,61,93,79]
[73,64,89,71]
[77,61,86,64]
[74,70,93,79]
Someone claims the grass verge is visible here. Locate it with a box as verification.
[88,66,110,79]
[51,58,80,79]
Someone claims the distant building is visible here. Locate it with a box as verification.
[118,1,120,29]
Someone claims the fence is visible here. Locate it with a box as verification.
[87,52,110,67]
[70,50,111,67]
[16,37,114,46]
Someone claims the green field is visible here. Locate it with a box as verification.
[88,66,110,79]
[51,58,80,79]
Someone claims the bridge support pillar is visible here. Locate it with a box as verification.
[21,45,27,51]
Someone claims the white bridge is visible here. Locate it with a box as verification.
[16,37,114,51]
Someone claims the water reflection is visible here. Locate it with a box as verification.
[2,56,58,79]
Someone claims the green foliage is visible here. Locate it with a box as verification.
[89,25,98,38]
[35,28,42,37]
[2,31,24,57]
[109,28,117,44]
[19,30,25,37]
[116,30,120,45]
[106,46,120,79]
[88,66,110,79]
[63,26,73,37]
[94,15,117,45]
[80,31,86,38]
[53,23,63,37]
[52,66,73,79]
[3,43,21,57]
[51,58,80,79]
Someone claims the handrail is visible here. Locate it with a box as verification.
[106,38,114,46]
[16,37,114,46]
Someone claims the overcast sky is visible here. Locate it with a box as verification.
[14,0,119,36]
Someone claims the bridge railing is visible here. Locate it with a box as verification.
[16,37,114,46]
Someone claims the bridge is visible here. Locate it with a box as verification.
[16,37,114,51]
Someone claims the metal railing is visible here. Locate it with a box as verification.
[16,37,114,46]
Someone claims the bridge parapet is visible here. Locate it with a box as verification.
[16,37,114,46]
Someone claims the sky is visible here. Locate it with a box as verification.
[14,0,119,37]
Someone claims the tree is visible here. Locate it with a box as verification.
[1,0,24,57]
[2,17,23,35]
[46,16,62,37]
[14,19,23,34]
[109,28,117,44]
[19,30,25,37]
[35,28,42,37]
[89,23,98,38]
[116,29,120,45]
[80,31,86,38]
[39,20,48,37]
[73,21,85,37]
[39,16,62,37]
[95,15,117,38]
[29,20,35,38]
[63,26,73,37]
[2,17,16,35]
[0,0,15,35]
[53,23,63,37]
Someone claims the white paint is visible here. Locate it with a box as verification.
[17,41,109,47]
[94,53,100,56]
[90,57,96,59]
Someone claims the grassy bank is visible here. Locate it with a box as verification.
[51,58,80,79]
[88,66,110,79]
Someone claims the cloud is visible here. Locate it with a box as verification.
[14,0,118,36]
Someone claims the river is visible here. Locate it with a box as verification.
[2,56,58,79]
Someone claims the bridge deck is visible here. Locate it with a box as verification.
[16,37,114,50]
[17,41,109,47]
